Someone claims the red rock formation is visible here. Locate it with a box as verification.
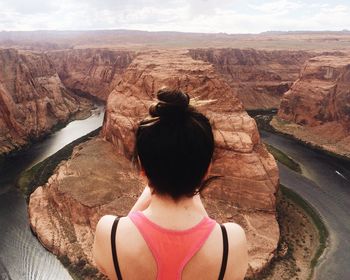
[29,49,280,278]
[273,55,350,158]
[48,49,135,101]
[0,49,88,155]
[189,48,313,110]
[102,49,279,210]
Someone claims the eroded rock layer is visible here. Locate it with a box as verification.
[0,48,87,155]
[29,138,143,279]
[29,50,280,278]
[48,49,135,101]
[272,55,350,158]
[189,48,313,110]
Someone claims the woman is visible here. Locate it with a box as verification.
[93,89,248,280]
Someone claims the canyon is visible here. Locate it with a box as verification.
[29,49,279,278]
[1,30,349,280]
[272,54,350,159]
[189,48,313,109]
[48,49,135,101]
[0,48,92,155]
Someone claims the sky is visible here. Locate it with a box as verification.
[0,0,349,34]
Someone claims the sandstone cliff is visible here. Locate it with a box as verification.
[29,49,280,278]
[48,49,135,101]
[189,48,313,110]
[0,48,90,155]
[272,55,350,159]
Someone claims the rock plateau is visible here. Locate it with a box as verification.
[29,49,280,278]
[272,55,350,159]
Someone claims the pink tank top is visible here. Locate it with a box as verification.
[128,211,216,280]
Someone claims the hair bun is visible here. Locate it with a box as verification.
[149,89,190,118]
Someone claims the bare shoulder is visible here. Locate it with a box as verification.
[95,215,132,245]
[223,222,246,245]
[94,214,137,252]
[96,215,117,234]
[222,222,248,280]
[93,215,122,278]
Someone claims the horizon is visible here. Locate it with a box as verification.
[0,0,349,34]
[1,28,349,35]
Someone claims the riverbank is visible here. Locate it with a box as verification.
[0,94,95,159]
[17,127,102,199]
[264,144,301,174]
[270,116,350,162]
[248,109,350,163]
[258,185,327,280]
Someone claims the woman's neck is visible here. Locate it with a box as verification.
[143,193,205,222]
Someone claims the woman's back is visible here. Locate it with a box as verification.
[127,211,217,280]
[94,195,248,280]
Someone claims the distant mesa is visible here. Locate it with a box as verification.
[260,30,350,35]
[1,29,350,51]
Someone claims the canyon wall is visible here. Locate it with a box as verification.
[272,55,350,159]
[48,49,135,101]
[189,48,313,110]
[0,48,89,155]
[29,49,280,278]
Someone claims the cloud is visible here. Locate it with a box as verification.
[0,0,349,33]
[186,0,231,16]
[249,0,304,15]
[0,0,56,15]
[306,4,350,30]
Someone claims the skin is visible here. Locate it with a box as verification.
[93,175,248,280]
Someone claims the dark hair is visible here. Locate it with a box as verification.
[135,89,214,200]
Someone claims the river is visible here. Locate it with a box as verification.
[261,130,350,280]
[0,106,105,280]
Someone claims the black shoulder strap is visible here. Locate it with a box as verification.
[111,217,123,280]
[218,224,229,280]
